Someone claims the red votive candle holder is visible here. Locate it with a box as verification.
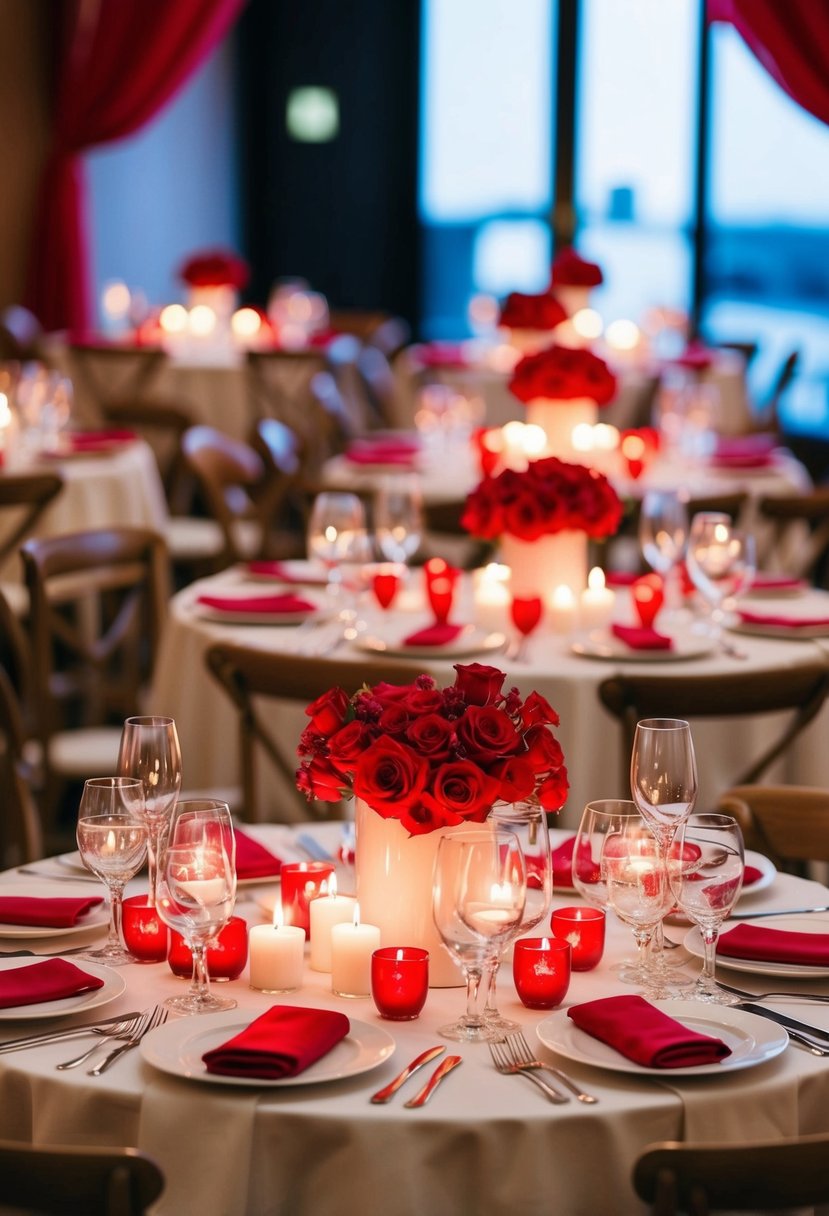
[280,862,336,937]
[372,566,401,610]
[122,895,169,963]
[513,937,571,1010]
[550,906,606,971]
[632,573,665,628]
[168,916,249,981]
[371,947,429,1020]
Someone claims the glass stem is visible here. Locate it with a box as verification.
[463,966,484,1027]
[107,882,126,952]
[190,941,210,1006]
[698,924,720,993]
[146,826,161,910]
[483,959,498,1018]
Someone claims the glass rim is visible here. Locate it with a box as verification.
[83,776,143,788]
[635,718,691,731]
[122,715,176,727]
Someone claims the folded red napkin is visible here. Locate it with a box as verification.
[567,994,731,1068]
[344,441,418,467]
[0,959,106,1010]
[737,610,829,630]
[202,1005,351,1079]
[402,622,465,647]
[0,895,103,929]
[234,829,283,880]
[67,429,138,451]
[611,623,673,651]
[713,434,776,461]
[197,593,316,615]
[746,574,805,594]
[717,923,829,967]
[673,342,716,372]
[743,864,762,887]
[245,561,328,586]
[413,342,471,370]
[548,837,600,889]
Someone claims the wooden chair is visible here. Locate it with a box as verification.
[0,1138,164,1215]
[354,343,401,430]
[21,526,169,836]
[249,417,311,552]
[65,342,167,425]
[755,488,829,588]
[718,783,829,874]
[598,657,829,796]
[246,347,328,435]
[632,1132,829,1214]
[0,469,65,615]
[0,664,43,864]
[204,643,418,822]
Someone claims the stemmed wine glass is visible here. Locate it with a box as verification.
[117,715,182,908]
[685,512,756,643]
[669,812,745,1004]
[483,801,552,1031]
[75,777,147,966]
[307,491,370,636]
[432,828,526,1043]
[374,474,423,565]
[509,595,543,663]
[638,489,688,620]
[154,800,237,1014]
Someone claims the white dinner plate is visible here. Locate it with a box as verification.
[353,626,506,660]
[243,560,328,586]
[739,850,776,898]
[0,881,109,940]
[193,601,320,626]
[140,1011,395,1088]
[730,619,829,640]
[0,958,125,1021]
[570,631,716,663]
[536,999,788,1078]
[685,915,829,978]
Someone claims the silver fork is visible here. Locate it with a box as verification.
[488,1040,569,1104]
[715,978,829,1004]
[88,1006,169,1075]
[56,1010,152,1070]
[505,1031,599,1104]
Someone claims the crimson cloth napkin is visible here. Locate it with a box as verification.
[414,342,470,370]
[202,1005,351,1079]
[344,438,419,466]
[743,864,762,887]
[197,593,316,615]
[611,623,673,651]
[567,994,731,1068]
[737,609,829,630]
[67,429,138,451]
[245,561,328,586]
[548,837,600,889]
[717,923,829,967]
[746,574,805,593]
[233,829,283,880]
[402,622,465,647]
[710,434,777,469]
[0,959,105,1010]
[0,895,103,928]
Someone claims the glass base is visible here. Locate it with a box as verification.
[165,992,237,1015]
[439,1018,504,1044]
[683,982,742,1006]
[76,945,136,967]
[483,1011,520,1033]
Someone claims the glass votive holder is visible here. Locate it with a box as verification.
[122,895,169,963]
[280,862,335,938]
[168,916,249,981]
[513,937,571,1010]
[371,947,429,1020]
[550,906,606,971]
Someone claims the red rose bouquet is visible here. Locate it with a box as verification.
[178,248,250,290]
[461,456,622,543]
[498,291,568,332]
[509,344,617,406]
[296,663,569,834]
[550,246,604,288]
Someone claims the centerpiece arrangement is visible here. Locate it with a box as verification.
[461,454,622,597]
[498,290,568,354]
[508,343,617,460]
[549,246,604,316]
[177,247,250,323]
[296,662,568,986]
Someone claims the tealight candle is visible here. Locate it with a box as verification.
[168,916,249,981]
[371,947,429,1020]
[249,905,305,993]
[549,584,577,634]
[309,876,357,972]
[122,894,169,963]
[513,937,571,1009]
[280,861,335,938]
[580,567,616,631]
[550,906,606,971]
[330,907,381,997]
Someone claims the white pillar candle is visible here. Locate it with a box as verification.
[249,906,305,993]
[330,907,381,997]
[309,878,357,973]
[548,584,577,635]
[580,567,616,631]
[473,563,510,632]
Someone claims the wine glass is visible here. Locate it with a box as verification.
[509,595,543,662]
[117,715,182,908]
[307,491,370,638]
[432,828,526,1043]
[374,474,423,565]
[669,812,745,1004]
[155,800,237,1014]
[483,801,552,1031]
[685,512,756,642]
[638,489,688,620]
[75,777,147,966]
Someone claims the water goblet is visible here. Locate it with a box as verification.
[638,489,688,620]
[307,491,370,639]
[374,474,423,565]
[432,828,526,1043]
[685,512,756,643]
[117,715,182,909]
[155,799,237,1014]
[669,812,745,1004]
[571,799,644,983]
[509,595,543,662]
[75,777,147,966]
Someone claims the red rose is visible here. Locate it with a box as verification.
[178,248,250,290]
[523,725,565,772]
[379,704,411,735]
[456,706,521,765]
[537,766,569,811]
[490,756,536,803]
[462,457,622,542]
[508,345,616,406]
[402,689,446,715]
[296,758,344,803]
[550,247,603,288]
[503,491,550,542]
[398,800,460,836]
[406,714,455,762]
[520,691,560,728]
[370,681,415,705]
[453,663,506,706]
[499,291,567,331]
[353,737,430,814]
[422,761,503,823]
[305,687,350,737]
[326,720,374,775]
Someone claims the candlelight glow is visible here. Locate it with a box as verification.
[571,308,603,340]
[189,305,217,337]
[231,307,262,339]
[101,280,131,318]
[571,423,594,452]
[587,566,606,593]
[0,393,10,428]
[272,901,285,929]
[593,423,619,451]
[159,304,188,334]
[605,319,640,351]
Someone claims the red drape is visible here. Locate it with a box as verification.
[709,0,829,127]
[25,0,247,333]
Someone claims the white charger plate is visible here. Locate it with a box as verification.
[571,631,716,663]
[536,999,787,1077]
[0,958,125,1021]
[353,626,506,660]
[140,1011,395,1088]
[685,915,829,978]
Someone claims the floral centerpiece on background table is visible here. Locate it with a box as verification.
[296,663,568,986]
[177,247,250,329]
[498,290,568,355]
[508,343,617,462]
[549,246,604,317]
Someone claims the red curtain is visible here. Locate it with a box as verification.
[709,0,829,127]
[25,0,247,333]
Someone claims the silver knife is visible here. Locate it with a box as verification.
[738,1002,829,1046]
[403,1054,463,1108]
[730,907,829,920]
[370,1045,445,1103]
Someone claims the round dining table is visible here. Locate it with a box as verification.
[0,822,828,1216]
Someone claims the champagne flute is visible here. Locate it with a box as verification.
[638,489,688,620]
[75,777,147,966]
[155,800,237,1014]
[669,812,745,1004]
[117,715,182,908]
[685,513,756,643]
[432,828,526,1043]
[374,474,423,565]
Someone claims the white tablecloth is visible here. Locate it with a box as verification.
[0,826,828,1216]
